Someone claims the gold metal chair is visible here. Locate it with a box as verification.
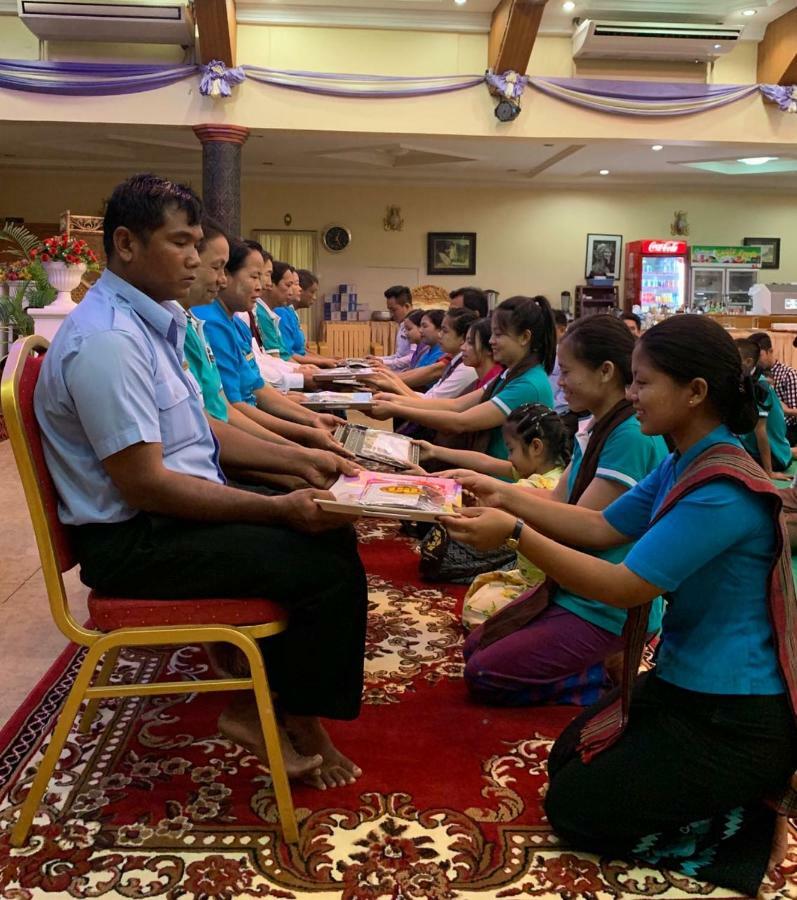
[1,335,298,847]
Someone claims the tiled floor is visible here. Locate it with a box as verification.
[0,440,90,729]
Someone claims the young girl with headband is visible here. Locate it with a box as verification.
[462,403,570,629]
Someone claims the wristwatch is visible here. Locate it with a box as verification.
[504,518,525,551]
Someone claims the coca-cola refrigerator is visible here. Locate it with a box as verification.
[624,239,689,314]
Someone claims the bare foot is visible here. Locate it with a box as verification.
[218,698,322,780]
[768,815,790,876]
[285,714,362,791]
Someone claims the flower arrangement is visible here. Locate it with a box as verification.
[0,260,35,282]
[30,234,99,269]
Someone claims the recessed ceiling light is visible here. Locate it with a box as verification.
[453,0,467,5]
[599,169,610,175]
[651,144,663,151]
[738,156,778,165]
[742,8,757,15]
[713,43,722,49]
[562,1,576,11]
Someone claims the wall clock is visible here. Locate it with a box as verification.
[322,224,351,253]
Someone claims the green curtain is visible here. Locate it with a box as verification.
[252,230,318,342]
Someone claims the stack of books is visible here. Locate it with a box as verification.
[323,284,371,322]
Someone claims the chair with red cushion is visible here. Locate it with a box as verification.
[1,335,298,847]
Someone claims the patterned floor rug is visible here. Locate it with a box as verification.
[0,521,794,899]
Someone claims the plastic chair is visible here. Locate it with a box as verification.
[1,335,298,847]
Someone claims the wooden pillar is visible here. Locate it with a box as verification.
[192,125,249,238]
[757,5,797,86]
[194,0,237,66]
[489,0,548,76]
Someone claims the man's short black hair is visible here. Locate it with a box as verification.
[749,331,773,352]
[384,285,412,305]
[553,309,568,328]
[298,269,319,291]
[622,311,642,330]
[450,286,488,318]
[735,337,760,365]
[103,173,202,258]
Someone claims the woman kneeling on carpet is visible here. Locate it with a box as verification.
[441,315,797,896]
[445,315,667,705]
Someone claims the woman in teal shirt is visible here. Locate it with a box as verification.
[452,316,666,706]
[369,296,556,459]
[443,315,797,896]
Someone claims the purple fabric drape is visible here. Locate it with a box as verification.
[528,77,760,116]
[0,59,197,95]
[242,66,484,98]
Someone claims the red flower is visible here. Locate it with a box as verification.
[41,253,50,262]
[29,247,38,257]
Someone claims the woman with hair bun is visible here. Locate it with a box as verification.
[369,296,557,461]
[442,314,797,896]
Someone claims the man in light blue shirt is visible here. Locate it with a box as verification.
[36,267,224,525]
[369,285,414,371]
[34,174,367,791]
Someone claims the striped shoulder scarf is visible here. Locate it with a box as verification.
[577,443,797,813]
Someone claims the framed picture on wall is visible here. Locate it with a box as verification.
[743,237,780,269]
[585,233,623,280]
[427,232,477,276]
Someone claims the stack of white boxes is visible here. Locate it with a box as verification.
[322,284,371,322]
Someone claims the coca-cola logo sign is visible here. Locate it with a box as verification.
[643,240,687,255]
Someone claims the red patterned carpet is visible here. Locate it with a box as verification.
[0,521,794,899]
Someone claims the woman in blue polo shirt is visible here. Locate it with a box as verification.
[194,241,265,408]
[195,241,346,454]
[368,296,556,459]
[442,315,797,896]
[452,316,667,706]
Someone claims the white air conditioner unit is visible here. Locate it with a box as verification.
[572,20,743,62]
[18,0,195,45]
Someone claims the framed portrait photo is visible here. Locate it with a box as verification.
[585,233,623,280]
[743,237,780,270]
[427,232,477,276]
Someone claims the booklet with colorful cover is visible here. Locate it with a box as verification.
[334,424,420,468]
[315,471,462,521]
[313,366,376,382]
[299,391,373,409]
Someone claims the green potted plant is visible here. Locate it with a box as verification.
[0,223,57,344]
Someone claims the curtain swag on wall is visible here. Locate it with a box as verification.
[0,58,795,116]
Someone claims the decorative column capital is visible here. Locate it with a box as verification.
[192,124,250,145]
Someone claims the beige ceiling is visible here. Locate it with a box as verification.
[232,0,797,38]
[3,120,797,191]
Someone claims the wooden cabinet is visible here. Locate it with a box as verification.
[574,284,620,317]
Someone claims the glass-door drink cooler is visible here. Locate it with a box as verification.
[624,240,689,315]
[689,245,761,312]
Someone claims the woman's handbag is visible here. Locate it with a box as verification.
[419,523,516,584]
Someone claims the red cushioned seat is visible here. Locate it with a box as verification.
[88,593,286,631]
